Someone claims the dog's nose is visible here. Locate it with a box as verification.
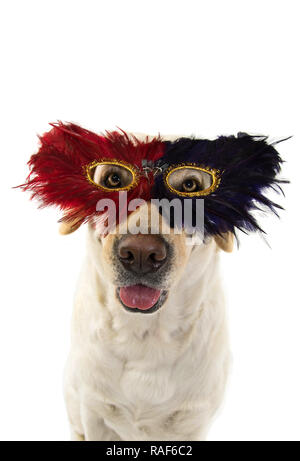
[118,234,167,274]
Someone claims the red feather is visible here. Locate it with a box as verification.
[20,122,165,225]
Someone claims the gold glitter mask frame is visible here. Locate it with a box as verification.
[85,159,140,192]
[164,164,221,197]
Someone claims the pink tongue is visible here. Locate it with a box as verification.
[119,284,161,310]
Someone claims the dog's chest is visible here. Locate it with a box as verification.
[120,359,177,406]
[82,334,199,438]
[91,338,185,407]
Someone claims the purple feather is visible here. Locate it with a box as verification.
[153,133,289,237]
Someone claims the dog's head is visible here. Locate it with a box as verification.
[20,123,287,314]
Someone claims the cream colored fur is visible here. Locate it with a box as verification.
[64,231,230,440]
[63,133,231,441]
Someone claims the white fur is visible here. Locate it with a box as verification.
[64,229,230,441]
[64,132,230,441]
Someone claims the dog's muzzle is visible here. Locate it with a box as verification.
[113,234,172,314]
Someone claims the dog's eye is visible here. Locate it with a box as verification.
[182,178,200,193]
[165,165,221,197]
[86,160,139,192]
[105,173,122,189]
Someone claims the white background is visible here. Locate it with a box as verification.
[1,0,299,441]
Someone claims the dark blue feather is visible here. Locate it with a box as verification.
[153,133,288,236]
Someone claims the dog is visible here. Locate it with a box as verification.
[21,124,285,441]
[62,134,233,442]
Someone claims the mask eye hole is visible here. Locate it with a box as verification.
[86,160,139,191]
[165,165,221,197]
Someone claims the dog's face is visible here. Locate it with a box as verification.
[85,202,233,315]
[21,124,285,317]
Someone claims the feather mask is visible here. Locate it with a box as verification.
[19,122,288,237]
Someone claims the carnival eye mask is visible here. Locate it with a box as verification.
[86,160,139,192]
[18,122,288,238]
[164,165,221,197]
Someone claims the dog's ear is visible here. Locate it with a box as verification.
[59,217,82,235]
[214,232,234,253]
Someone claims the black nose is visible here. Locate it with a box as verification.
[118,234,167,275]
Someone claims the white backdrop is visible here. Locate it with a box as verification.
[0,0,299,441]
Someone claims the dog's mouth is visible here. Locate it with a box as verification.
[117,284,168,314]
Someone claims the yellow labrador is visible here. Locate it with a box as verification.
[63,193,233,441]
[20,125,286,442]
